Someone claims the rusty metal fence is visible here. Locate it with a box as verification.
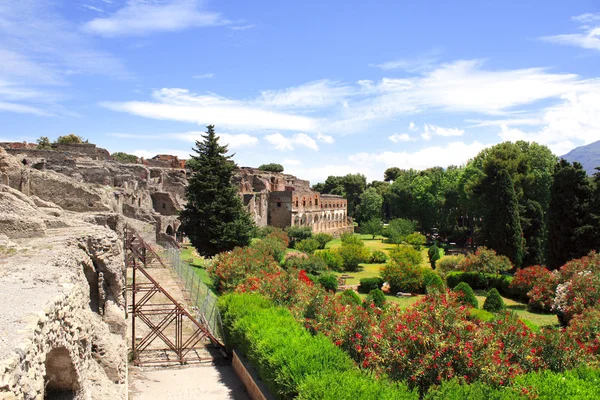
[165,245,225,347]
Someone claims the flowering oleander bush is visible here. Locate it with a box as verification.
[285,254,328,274]
[567,307,600,355]
[510,265,557,312]
[459,247,513,275]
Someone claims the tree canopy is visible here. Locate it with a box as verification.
[258,163,284,173]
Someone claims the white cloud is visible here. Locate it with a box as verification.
[425,124,464,137]
[82,5,105,13]
[349,141,487,171]
[369,50,441,72]
[83,0,228,37]
[541,13,600,51]
[467,117,543,128]
[497,91,600,155]
[110,130,259,149]
[102,88,317,132]
[259,80,353,109]
[388,133,414,143]
[193,73,214,79]
[264,133,319,151]
[231,24,256,31]
[409,122,418,131]
[316,132,334,144]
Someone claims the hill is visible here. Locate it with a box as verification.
[561,140,600,176]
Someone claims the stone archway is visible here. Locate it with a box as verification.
[44,347,80,399]
[166,225,174,236]
[294,215,301,226]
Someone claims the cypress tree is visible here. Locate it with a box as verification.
[547,160,593,269]
[484,168,524,268]
[180,125,255,257]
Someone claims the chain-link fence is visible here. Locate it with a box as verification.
[166,246,225,346]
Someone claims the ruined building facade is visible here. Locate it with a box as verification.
[234,167,353,236]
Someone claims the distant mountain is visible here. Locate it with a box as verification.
[561,140,600,176]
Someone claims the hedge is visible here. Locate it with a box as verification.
[425,366,600,399]
[218,293,417,400]
[358,277,384,293]
[446,272,525,301]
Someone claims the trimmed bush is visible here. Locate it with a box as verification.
[381,262,424,294]
[389,246,423,267]
[313,233,334,249]
[314,249,344,271]
[423,270,445,293]
[437,255,465,277]
[469,308,494,322]
[453,282,479,308]
[338,289,361,306]
[295,238,321,254]
[317,273,339,292]
[285,254,327,274]
[365,288,386,308]
[338,244,371,272]
[370,249,388,263]
[358,277,384,294]
[428,243,441,269]
[446,272,518,300]
[483,288,505,312]
[406,232,426,250]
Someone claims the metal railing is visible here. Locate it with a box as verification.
[166,245,226,347]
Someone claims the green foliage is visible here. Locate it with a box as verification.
[358,277,384,293]
[337,244,371,272]
[446,272,519,299]
[406,232,426,250]
[370,249,388,263]
[361,217,384,239]
[436,255,465,276]
[36,136,52,149]
[356,187,383,223]
[460,247,513,275]
[285,254,327,274]
[295,238,321,254]
[338,289,361,306]
[112,152,138,163]
[423,270,445,293]
[251,234,288,264]
[383,218,416,244]
[314,249,344,271]
[313,233,334,249]
[469,308,494,322]
[381,262,425,293]
[286,226,313,248]
[453,282,479,308]
[340,233,363,246]
[428,242,441,269]
[55,133,86,144]
[254,226,276,238]
[316,173,367,218]
[384,167,402,182]
[389,245,423,267]
[365,288,386,308]
[483,288,506,312]
[180,125,255,256]
[258,163,284,172]
[317,273,339,292]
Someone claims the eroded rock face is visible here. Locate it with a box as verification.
[0,183,127,400]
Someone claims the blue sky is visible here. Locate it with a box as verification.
[1,0,599,183]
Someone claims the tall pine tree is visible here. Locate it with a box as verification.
[483,168,524,268]
[547,160,593,270]
[180,125,254,257]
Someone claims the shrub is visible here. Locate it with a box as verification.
[112,151,138,163]
[365,289,386,308]
[468,308,494,322]
[285,254,327,274]
[406,232,426,250]
[370,249,388,263]
[381,262,425,293]
[318,273,339,292]
[483,288,505,312]
[453,282,478,308]
[446,272,516,299]
[295,238,321,254]
[511,265,557,311]
[423,270,445,293]
[340,233,364,246]
[286,226,313,248]
[567,307,600,355]
[361,218,383,239]
[428,243,441,269]
[258,163,284,172]
[389,246,423,267]
[437,255,465,277]
[254,225,275,238]
[459,247,513,275]
[338,244,371,272]
[251,232,288,263]
[339,289,361,306]
[358,277,384,294]
[313,233,334,249]
[314,250,344,271]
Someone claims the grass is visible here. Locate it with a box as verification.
[179,245,215,291]
[474,291,558,327]
[357,292,422,308]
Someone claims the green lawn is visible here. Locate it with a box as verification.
[357,292,422,308]
[474,293,558,327]
[179,245,214,290]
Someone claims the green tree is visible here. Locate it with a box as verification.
[55,133,86,144]
[406,232,426,250]
[384,167,402,182]
[112,152,138,163]
[483,288,505,312]
[355,187,383,223]
[428,242,441,269]
[453,282,478,308]
[361,217,383,239]
[36,136,52,150]
[180,125,255,257]
[383,218,416,245]
[258,163,284,173]
[482,168,524,267]
[547,160,594,269]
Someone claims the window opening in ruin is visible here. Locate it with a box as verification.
[277,202,281,208]
[315,199,318,206]
[138,198,141,207]
[303,200,306,207]
[296,200,299,207]
[166,225,174,236]
[44,347,79,399]
[83,262,100,313]
[162,203,166,209]
[132,197,135,205]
